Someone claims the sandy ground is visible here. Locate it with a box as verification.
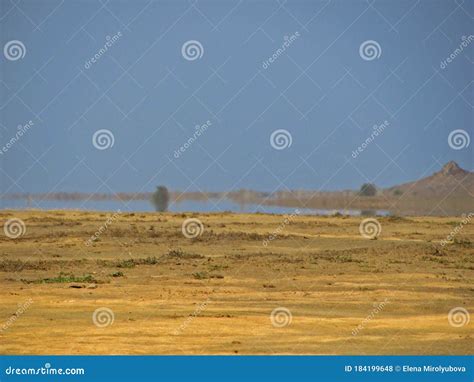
[0,210,472,354]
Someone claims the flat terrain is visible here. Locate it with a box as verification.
[0,210,472,354]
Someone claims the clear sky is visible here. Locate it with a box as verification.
[1,0,472,196]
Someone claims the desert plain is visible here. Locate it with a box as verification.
[0,210,472,354]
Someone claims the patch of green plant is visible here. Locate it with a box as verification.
[116,259,136,268]
[422,256,449,265]
[168,249,204,259]
[115,256,162,268]
[193,272,208,279]
[23,272,97,284]
[139,256,160,265]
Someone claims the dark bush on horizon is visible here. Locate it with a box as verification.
[151,186,170,212]
[359,183,377,197]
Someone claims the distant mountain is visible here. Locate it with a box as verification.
[385,161,474,198]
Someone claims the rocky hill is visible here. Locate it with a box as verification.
[385,161,474,198]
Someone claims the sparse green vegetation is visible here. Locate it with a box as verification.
[116,259,136,268]
[1,210,472,355]
[192,271,208,279]
[167,249,204,259]
[115,256,161,268]
[22,272,97,284]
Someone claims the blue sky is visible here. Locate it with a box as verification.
[0,0,472,195]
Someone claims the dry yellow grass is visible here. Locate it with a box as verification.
[0,210,472,354]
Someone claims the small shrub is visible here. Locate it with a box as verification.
[168,249,204,259]
[193,272,208,280]
[116,259,136,268]
[359,183,377,196]
[151,186,170,212]
[23,272,97,284]
[192,272,224,280]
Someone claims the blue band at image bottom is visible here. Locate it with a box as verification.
[0,355,472,382]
